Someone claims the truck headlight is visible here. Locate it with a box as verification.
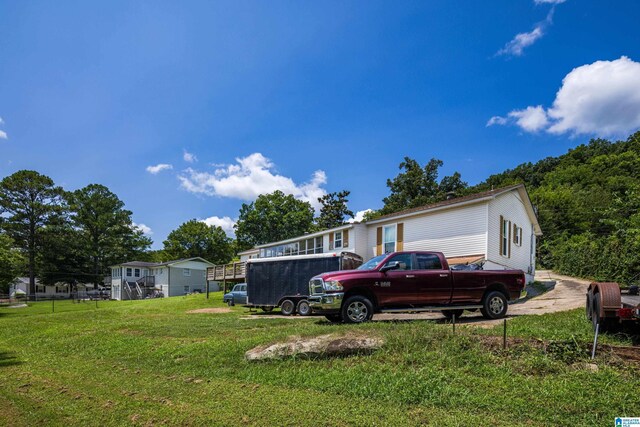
[324,280,343,291]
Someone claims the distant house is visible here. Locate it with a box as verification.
[9,277,94,299]
[223,184,542,283]
[110,257,214,300]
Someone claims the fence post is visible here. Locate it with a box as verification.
[52,298,55,313]
[503,319,507,350]
[591,323,600,359]
[452,313,456,335]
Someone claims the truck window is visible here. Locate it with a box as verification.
[382,253,413,270]
[416,254,442,270]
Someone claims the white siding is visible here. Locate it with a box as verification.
[486,191,536,282]
[367,202,489,259]
[352,223,369,260]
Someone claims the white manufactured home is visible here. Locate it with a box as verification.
[110,257,214,300]
[232,184,542,283]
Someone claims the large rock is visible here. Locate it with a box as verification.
[245,333,384,361]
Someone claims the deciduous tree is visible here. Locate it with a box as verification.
[235,191,315,251]
[163,220,233,264]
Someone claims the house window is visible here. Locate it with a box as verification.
[513,224,523,247]
[183,268,191,277]
[126,268,132,277]
[500,216,511,258]
[334,231,343,249]
[134,268,140,277]
[56,285,66,294]
[315,236,323,253]
[383,225,396,254]
[184,285,190,294]
[36,285,45,293]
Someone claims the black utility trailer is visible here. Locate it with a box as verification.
[246,252,363,316]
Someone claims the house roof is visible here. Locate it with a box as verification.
[254,223,357,249]
[364,184,542,236]
[113,257,215,269]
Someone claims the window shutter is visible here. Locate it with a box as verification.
[513,223,517,243]
[508,221,512,258]
[329,233,334,250]
[343,230,349,248]
[397,223,404,251]
[499,216,504,256]
[376,227,382,256]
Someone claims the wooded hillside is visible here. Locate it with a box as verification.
[471,131,640,285]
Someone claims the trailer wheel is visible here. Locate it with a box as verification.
[480,291,508,319]
[443,309,464,320]
[592,293,619,333]
[280,299,296,316]
[296,300,312,316]
[341,295,374,324]
[261,306,274,313]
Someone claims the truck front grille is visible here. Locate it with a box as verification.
[309,278,324,295]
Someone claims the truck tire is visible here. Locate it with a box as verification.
[480,291,508,319]
[280,299,296,316]
[296,300,312,316]
[227,300,234,307]
[443,309,464,320]
[341,295,374,324]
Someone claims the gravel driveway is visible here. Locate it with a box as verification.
[371,270,590,326]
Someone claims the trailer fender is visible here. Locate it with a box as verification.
[590,282,621,319]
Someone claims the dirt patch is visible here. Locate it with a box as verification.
[186,308,232,314]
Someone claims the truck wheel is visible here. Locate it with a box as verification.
[227,300,234,307]
[480,291,508,319]
[325,314,342,323]
[280,299,296,316]
[341,295,374,324]
[443,309,464,320]
[585,292,593,321]
[296,300,312,316]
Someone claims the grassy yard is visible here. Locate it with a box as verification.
[0,294,638,426]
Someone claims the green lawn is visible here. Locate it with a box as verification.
[0,295,638,426]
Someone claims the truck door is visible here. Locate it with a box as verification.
[413,253,453,305]
[375,253,416,306]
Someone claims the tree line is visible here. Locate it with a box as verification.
[4,130,640,294]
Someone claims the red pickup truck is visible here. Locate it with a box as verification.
[308,251,527,323]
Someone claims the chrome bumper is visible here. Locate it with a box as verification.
[308,292,344,312]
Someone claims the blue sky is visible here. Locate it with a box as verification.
[1,0,640,248]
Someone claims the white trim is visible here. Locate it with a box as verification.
[246,251,358,264]
[254,224,354,248]
[365,197,494,225]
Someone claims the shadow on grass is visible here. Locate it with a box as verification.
[0,351,22,368]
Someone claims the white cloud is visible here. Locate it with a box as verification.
[201,215,237,237]
[133,222,153,236]
[178,153,327,209]
[0,117,6,140]
[488,57,640,137]
[508,106,549,132]
[496,8,555,57]
[348,209,373,223]
[486,116,508,127]
[146,163,173,174]
[183,150,197,163]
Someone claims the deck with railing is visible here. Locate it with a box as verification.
[207,261,246,281]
